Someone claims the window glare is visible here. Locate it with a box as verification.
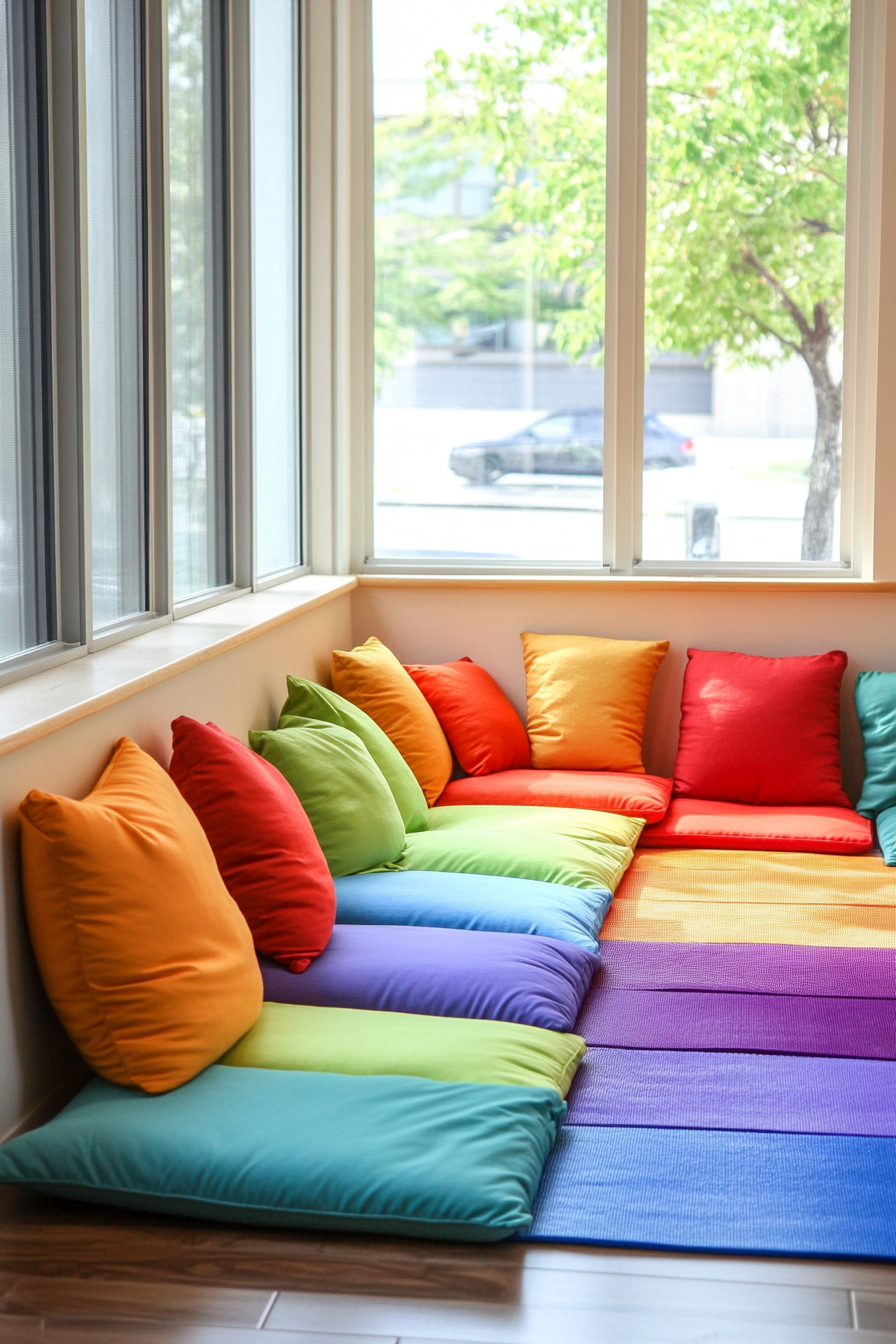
[85,0,148,631]
[169,0,229,601]
[251,0,300,579]
[372,0,606,565]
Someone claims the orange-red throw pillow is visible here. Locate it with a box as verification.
[19,738,262,1094]
[405,658,529,778]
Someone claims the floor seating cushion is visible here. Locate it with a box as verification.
[401,805,641,894]
[437,769,672,822]
[334,870,612,952]
[260,924,598,1032]
[221,1002,585,1096]
[639,798,873,854]
[0,1066,565,1241]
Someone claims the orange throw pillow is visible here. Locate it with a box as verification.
[405,657,529,777]
[331,637,452,805]
[522,632,669,774]
[19,738,262,1094]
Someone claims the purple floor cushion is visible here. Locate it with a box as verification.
[596,941,896,998]
[575,986,896,1058]
[566,1048,896,1137]
[261,924,598,1032]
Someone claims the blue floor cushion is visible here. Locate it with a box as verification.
[335,870,612,952]
[0,1066,564,1241]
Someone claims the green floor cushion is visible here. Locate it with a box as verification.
[402,805,642,894]
[250,721,405,877]
[279,678,429,833]
[0,1066,564,1241]
[220,1002,585,1096]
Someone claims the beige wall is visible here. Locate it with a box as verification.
[353,582,896,798]
[0,595,352,1144]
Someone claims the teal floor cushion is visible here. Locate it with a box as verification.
[401,805,642,894]
[0,1066,564,1241]
[220,1002,585,1096]
[335,870,611,952]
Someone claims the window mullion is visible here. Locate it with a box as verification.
[604,0,647,574]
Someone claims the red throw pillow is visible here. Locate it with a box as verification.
[673,648,851,808]
[404,658,530,776]
[170,717,336,973]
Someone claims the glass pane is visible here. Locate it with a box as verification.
[643,0,849,564]
[85,0,148,631]
[251,0,300,578]
[0,0,53,660]
[169,0,230,601]
[373,1,606,564]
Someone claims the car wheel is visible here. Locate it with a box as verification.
[645,455,677,471]
[475,454,505,484]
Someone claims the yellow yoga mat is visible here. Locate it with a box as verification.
[601,896,896,948]
[615,849,896,908]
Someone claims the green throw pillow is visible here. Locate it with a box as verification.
[250,721,406,878]
[280,677,428,833]
[855,671,896,819]
[221,1002,585,1096]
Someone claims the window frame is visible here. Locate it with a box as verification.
[351,0,890,580]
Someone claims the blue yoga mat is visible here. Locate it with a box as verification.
[566,1048,896,1136]
[523,1126,896,1258]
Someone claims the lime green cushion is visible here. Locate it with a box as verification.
[280,678,428,832]
[402,804,641,893]
[221,1002,585,1096]
[249,722,405,877]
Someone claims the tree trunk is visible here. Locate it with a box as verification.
[800,343,842,563]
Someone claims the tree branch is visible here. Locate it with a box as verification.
[740,248,813,343]
[733,306,804,358]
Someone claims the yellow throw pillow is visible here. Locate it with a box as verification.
[19,738,263,1094]
[522,632,670,773]
[331,637,451,805]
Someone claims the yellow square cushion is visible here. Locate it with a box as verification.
[18,739,262,1094]
[331,637,452,806]
[522,632,669,774]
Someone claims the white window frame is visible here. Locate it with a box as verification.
[306,0,896,580]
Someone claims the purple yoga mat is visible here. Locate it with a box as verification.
[260,923,597,1032]
[576,987,896,1058]
[566,1047,896,1136]
[596,942,896,998]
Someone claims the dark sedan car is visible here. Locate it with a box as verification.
[449,409,695,483]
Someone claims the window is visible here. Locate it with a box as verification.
[0,0,53,663]
[368,0,859,573]
[251,0,301,579]
[168,0,231,603]
[372,0,606,566]
[84,0,149,632]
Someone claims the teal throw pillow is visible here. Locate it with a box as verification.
[855,671,896,818]
[876,805,896,866]
[250,720,406,878]
[280,677,428,833]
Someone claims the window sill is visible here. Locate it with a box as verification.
[356,573,896,593]
[0,576,356,760]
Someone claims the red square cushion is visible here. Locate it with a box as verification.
[404,657,530,776]
[673,648,851,807]
[170,718,336,973]
[436,768,672,822]
[639,798,874,855]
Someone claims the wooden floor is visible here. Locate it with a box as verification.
[0,1187,894,1343]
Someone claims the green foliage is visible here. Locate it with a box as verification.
[375,0,849,381]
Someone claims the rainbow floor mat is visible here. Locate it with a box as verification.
[521,850,896,1258]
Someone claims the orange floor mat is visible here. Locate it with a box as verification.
[601,896,896,947]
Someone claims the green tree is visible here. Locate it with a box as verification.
[387,0,848,560]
